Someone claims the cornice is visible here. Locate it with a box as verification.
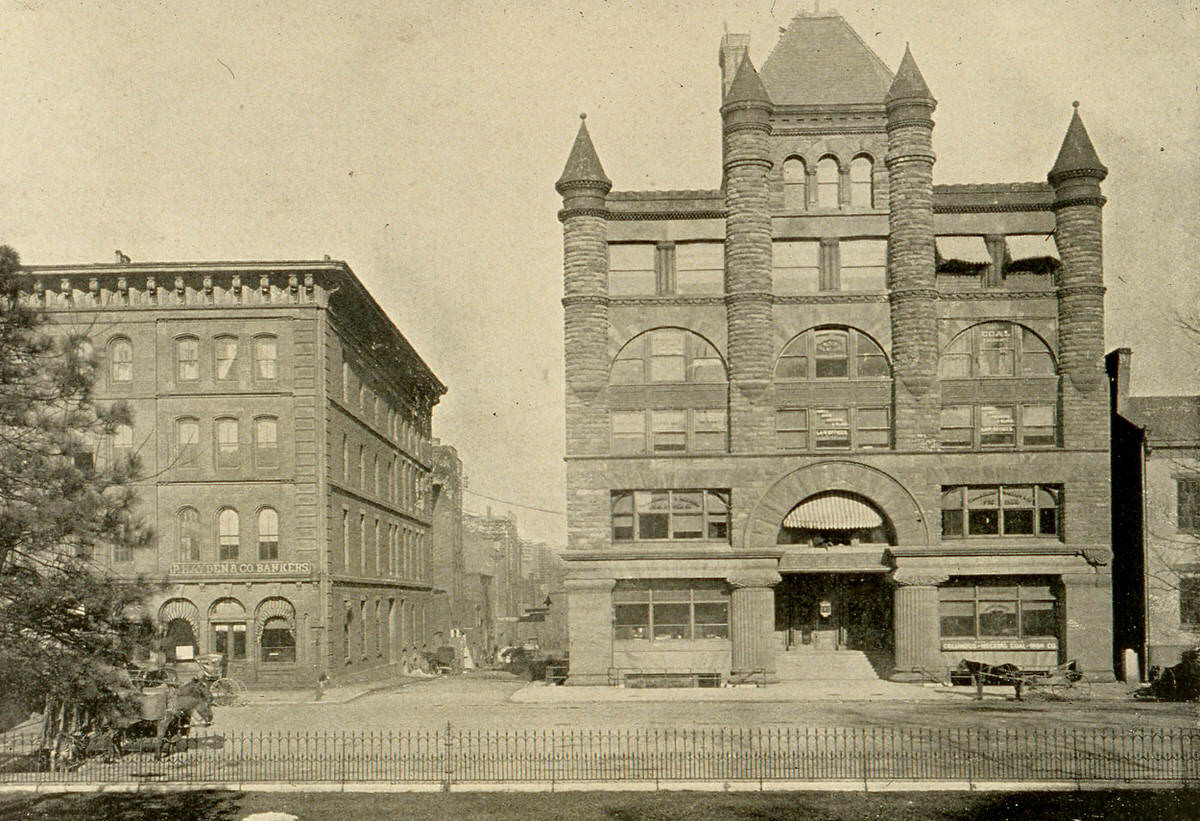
[606,210,726,222]
[933,202,1054,214]
[561,294,610,308]
[558,207,610,222]
[609,295,722,307]
[1056,285,1107,297]
[938,290,1056,300]
[1051,195,1107,209]
[775,293,887,305]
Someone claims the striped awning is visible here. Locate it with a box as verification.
[783,494,882,530]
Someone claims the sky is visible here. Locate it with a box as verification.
[0,0,1196,546]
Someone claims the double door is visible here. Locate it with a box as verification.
[777,575,891,651]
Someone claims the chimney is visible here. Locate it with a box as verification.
[719,32,751,97]
[115,250,131,264]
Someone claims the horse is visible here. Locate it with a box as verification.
[110,679,214,758]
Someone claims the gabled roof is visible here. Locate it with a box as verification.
[760,12,894,106]
[1122,395,1200,447]
[725,53,772,105]
[1049,104,1108,182]
[556,115,610,191]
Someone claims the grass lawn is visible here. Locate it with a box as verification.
[1,790,1199,821]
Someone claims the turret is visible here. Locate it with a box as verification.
[885,45,939,447]
[1049,102,1108,442]
[557,114,612,400]
[721,54,774,406]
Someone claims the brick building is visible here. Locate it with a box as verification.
[22,258,444,687]
[1109,349,1200,674]
[557,11,1114,685]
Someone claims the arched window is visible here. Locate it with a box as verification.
[939,322,1059,449]
[783,156,807,210]
[258,508,279,560]
[109,338,132,383]
[253,336,277,381]
[218,508,239,561]
[816,156,840,208]
[777,491,895,546]
[254,416,278,468]
[176,336,199,382]
[175,417,199,466]
[214,336,238,381]
[178,507,200,561]
[609,329,728,455]
[261,617,296,662]
[850,156,874,208]
[775,327,890,381]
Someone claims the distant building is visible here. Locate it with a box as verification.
[431,442,467,636]
[22,257,445,686]
[557,10,1114,685]
[1109,349,1200,673]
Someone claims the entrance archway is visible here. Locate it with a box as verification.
[163,618,197,662]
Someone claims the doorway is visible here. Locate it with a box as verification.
[775,574,892,651]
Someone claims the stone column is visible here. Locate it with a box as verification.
[728,571,782,682]
[564,578,615,686]
[891,572,948,680]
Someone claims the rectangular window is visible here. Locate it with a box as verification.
[777,409,808,450]
[648,330,686,382]
[612,580,729,641]
[176,418,199,466]
[359,515,366,574]
[855,407,890,449]
[979,405,1016,447]
[838,239,887,291]
[608,244,657,296]
[1021,404,1057,447]
[214,337,238,380]
[674,243,723,295]
[940,405,973,448]
[611,411,646,454]
[977,325,1014,376]
[775,241,820,294]
[812,408,850,449]
[1180,577,1200,629]
[177,338,199,381]
[650,410,687,452]
[215,418,239,468]
[941,485,1061,538]
[254,337,277,380]
[612,490,731,543]
[938,581,1059,641]
[254,418,278,467]
[1179,479,1200,533]
[692,408,727,452]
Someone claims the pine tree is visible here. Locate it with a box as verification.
[0,245,157,728]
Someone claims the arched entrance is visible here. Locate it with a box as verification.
[163,619,197,662]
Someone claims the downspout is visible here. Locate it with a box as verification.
[1139,434,1150,679]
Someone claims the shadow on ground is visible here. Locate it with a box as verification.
[0,790,243,821]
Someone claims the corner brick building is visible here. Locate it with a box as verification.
[557,11,1114,686]
[22,258,444,687]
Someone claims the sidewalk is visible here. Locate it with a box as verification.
[510,679,1139,704]
[239,674,432,706]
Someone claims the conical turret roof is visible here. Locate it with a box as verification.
[760,12,893,106]
[885,44,933,104]
[725,52,772,105]
[556,115,610,191]
[1049,103,1107,181]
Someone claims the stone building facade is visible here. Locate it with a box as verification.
[557,11,1114,685]
[22,258,444,687]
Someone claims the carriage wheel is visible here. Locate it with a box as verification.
[211,676,247,706]
[1069,677,1093,700]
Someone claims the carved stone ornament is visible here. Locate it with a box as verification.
[727,570,783,589]
[890,571,950,588]
[1081,547,1112,567]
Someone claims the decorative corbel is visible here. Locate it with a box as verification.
[231,274,242,301]
[203,276,214,303]
[146,276,157,304]
[260,275,271,300]
[175,276,185,300]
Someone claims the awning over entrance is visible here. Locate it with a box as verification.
[783,494,882,530]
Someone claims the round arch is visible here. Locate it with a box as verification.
[742,461,929,550]
[608,326,728,384]
[774,325,892,380]
[939,320,1058,378]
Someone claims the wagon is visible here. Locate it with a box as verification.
[957,658,1090,701]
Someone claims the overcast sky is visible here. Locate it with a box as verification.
[0,1,1196,545]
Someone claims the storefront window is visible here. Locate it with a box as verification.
[938,581,1058,640]
[612,580,729,641]
[261,617,296,663]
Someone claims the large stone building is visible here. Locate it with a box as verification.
[557,11,1114,685]
[22,257,445,687]
[1110,349,1200,674]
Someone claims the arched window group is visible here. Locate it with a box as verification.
[781,154,874,211]
[180,506,281,562]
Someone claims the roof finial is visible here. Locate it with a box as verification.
[1072,100,1080,109]
[580,112,587,120]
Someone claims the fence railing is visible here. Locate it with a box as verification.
[1,726,1197,785]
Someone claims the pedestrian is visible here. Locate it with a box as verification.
[314,672,328,702]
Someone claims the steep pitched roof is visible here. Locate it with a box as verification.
[556,115,610,191]
[1123,396,1200,446]
[1049,104,1108,181]
[760,12,894,106]
[885,44,934,104]
[725,52,772,105]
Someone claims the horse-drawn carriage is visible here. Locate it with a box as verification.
[39,657,217,766]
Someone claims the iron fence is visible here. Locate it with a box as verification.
[0,726,1197,786]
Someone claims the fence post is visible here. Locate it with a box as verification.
[442,721,453,792]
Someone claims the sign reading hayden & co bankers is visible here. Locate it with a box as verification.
[169,561,314,577]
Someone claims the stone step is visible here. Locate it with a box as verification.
[775,649,885,681]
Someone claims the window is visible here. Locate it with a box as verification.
[214,336,237,380]
[254,417,279,467]
[178,507,200,561]
[941,485,1060,538]
[218,508,239,560]
[109,338,132,383]
[215,417,239,468]
[939,404,1057,449]
[1181,577,1200,629]
[258,508,279,560]
[261,617,296,663]
[613,580,729,641]
[611,490,730,542]
[838,239,886,291]
[211,599,246,660]
[374,455,381,496]
[783,157,807,210]
[778,405,891,450]
[939,581,1059,640]
[610,329,725,385]
[253,336,277,380]
[816,157,839,208]
[342,434,349,480]
[342,362,351,401]
[849,156,874,208]
[1179,479,1200,533]
[375,519,382,574]
[359,514,366,574]
[341,509,350,570]
[176,336,199,381]
[358,445,365,488]
[775,328,889,380]
[940,323,1056,378]
[111,423,133,462]
[611,409,727,454]
[176,418,199,466]
[675,243,723,295]
[774,241,820,294]
[608,244,657,296]
[112,540,133,563]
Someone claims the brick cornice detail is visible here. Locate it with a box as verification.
[561,294,610,308]
[885,118,934,134]
[934,203,1054,214]
[938,290,1056,300]
[724,157,773,172]
[724,291,773,305]
[775,293,888,305]
[889,288,939,302]
[608,210,726,221]
[885,151,936,167]
[610,295,724,306]
[558,207,610,222]
[1051,195,1107,209]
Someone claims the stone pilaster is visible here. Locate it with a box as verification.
[564,577,615,685]
[890,571,948,679]
[728,570,781,681]
[1061,571,1114,681]
[885,47,940,450]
